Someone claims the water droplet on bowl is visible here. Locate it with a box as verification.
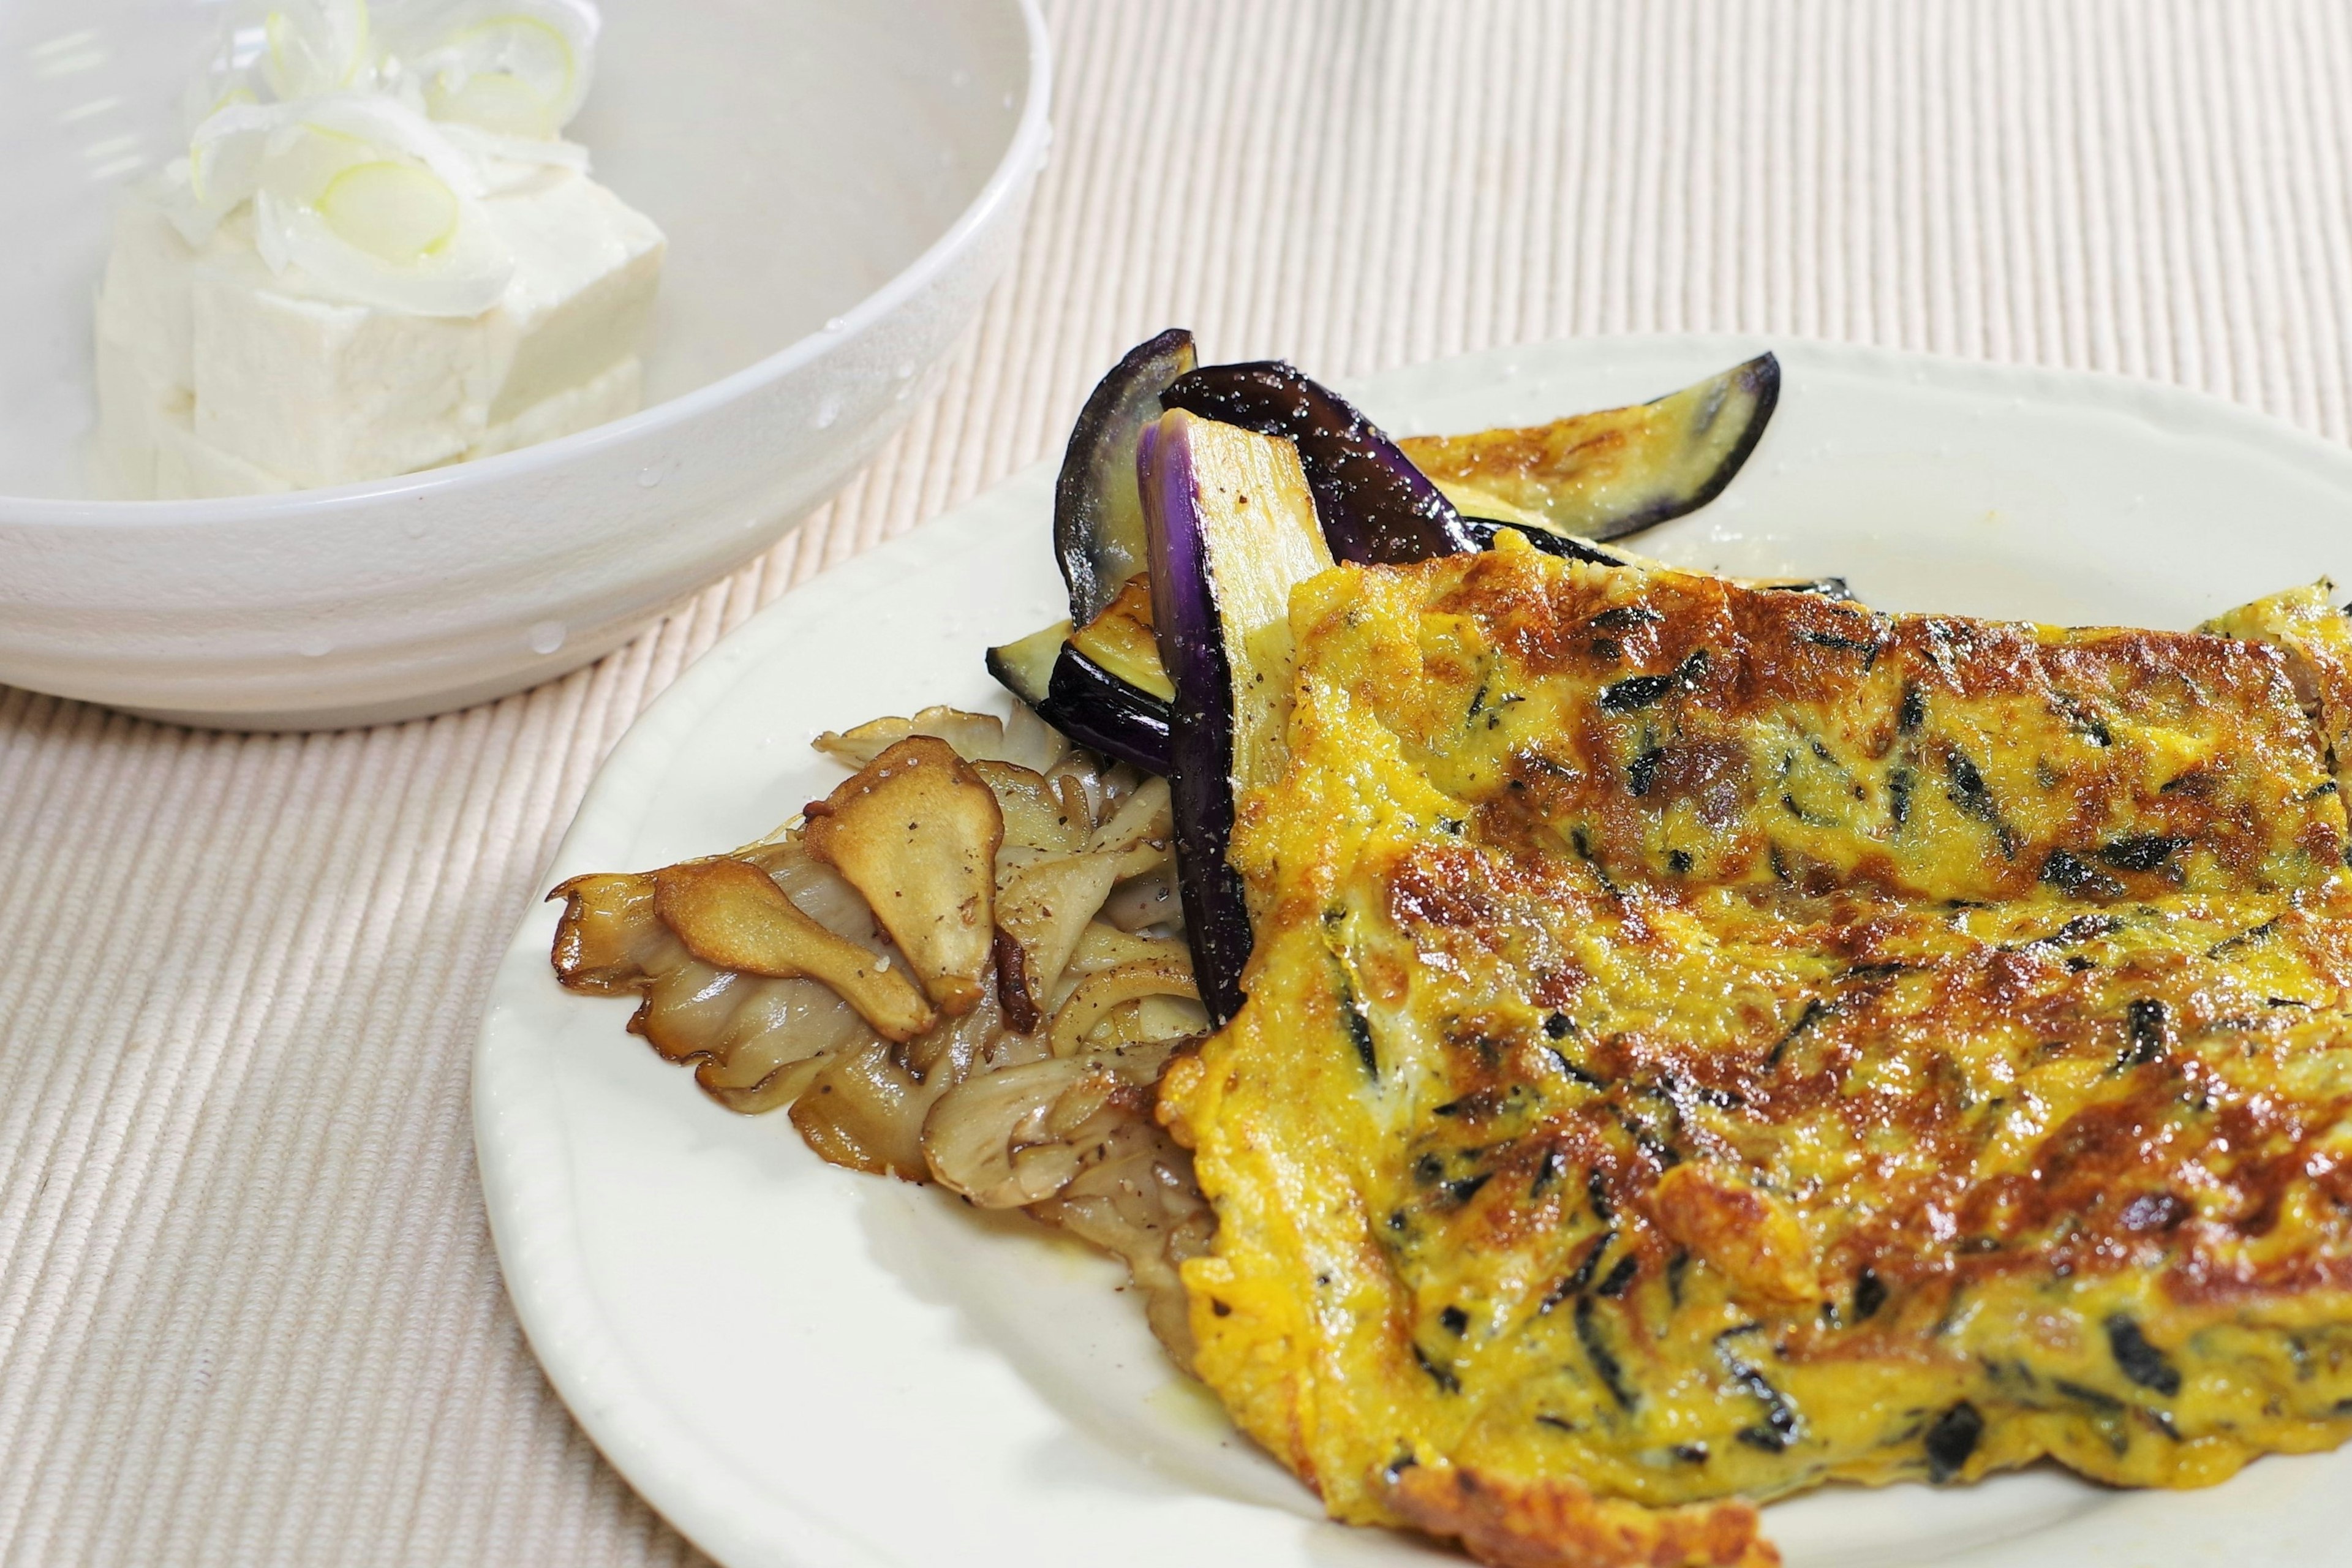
[824,315,848,333]
[528,620,566,655]
[297,633,333,658]
[636,464,667,488]
[815,391,844,429]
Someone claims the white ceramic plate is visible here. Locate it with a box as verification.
[475,336,2352,1568]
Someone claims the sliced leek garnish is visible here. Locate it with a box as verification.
[419,14,580,137]
[320,160,462,262]
[262,0,374,99]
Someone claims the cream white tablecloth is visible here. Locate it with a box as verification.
[8,2,2352,1562]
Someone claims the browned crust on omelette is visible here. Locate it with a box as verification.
[1387,1462,1777,1568]
[1162,538,2352,1562]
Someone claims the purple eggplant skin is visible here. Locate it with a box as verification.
[984,619,1068,708]
[1055,328,1199,626]
[1161,360,1483,566]
[1036,646,1174,776]
[1759,575,1855,601]
[1460,515,1630,566]
[1401,354,1782,542]
[1136,414,1254,1027]
[1603,352,1779,537]
[1463,515,1853,599]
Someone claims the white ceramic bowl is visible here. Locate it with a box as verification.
[0,0,1050,729]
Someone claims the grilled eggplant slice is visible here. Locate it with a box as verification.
[1066,575,1174,699]
[990,579,1173,767]
[1466,514,1854,601]
[1461,514,1632,565]
[1758,575,1853,600]
[1005,345,1787,775]
[1036,646,1173,775]
[1397,354,1780,541]
[1056,328,1198,626]
[996,515,1831,790]
[985,619,1069,708]
[1138,408,1333,1024]
[1162,359,1480,565]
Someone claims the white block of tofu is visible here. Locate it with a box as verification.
[93,194,195,399]
[92,167,664,498]
[96,338,636,499]
[154,412,297,500]
[189,225,499,486]
[91,336,170,499]
[480,175,665,424]
[468,354,643,461]
[91,194,202,497]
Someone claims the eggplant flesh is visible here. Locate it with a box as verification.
[1036,646,1172,777]
[1162,360,1481,567]
[1066,575,1174,701]
[1055,329,1198,627]
[1042,347,1789,1030]
[1397,354,1781,543]
[984,619,1070,708]
[1461,515,1631,566]
[992,535,1841,784]
[1005,349,1798,825]
[1758,575,1855,601]
[1465,516,1853,601]
[998,522,1835,788]
[1139,409,1333,1025]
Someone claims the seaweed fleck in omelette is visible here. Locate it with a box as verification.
[1158,535,2352,1566]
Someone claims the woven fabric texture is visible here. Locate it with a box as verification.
[7,2,2352,1562]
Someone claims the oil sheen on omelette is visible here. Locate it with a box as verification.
[1158,533,2352,1562]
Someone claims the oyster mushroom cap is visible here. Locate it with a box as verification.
[650,858,937,1043]
[997,852,1126,1018]
[804,735,1005,1016]
[921,1055,1113,1208]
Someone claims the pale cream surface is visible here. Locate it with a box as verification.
[94,170,663,497]
[11,2,2352,1562]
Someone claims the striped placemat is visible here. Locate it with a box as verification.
[6,2,2350,1561]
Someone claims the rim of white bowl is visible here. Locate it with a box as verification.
[2,0,1054,528]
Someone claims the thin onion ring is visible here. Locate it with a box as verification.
[1049,959,1200,1058]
